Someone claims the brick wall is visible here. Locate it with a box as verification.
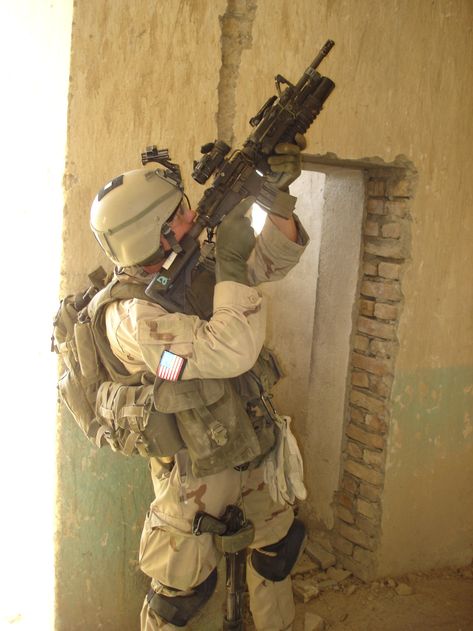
[331,167,414,580]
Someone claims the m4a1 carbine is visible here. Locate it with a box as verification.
[145,40,335,310]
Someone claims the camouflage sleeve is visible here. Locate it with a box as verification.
[247,213,309,286]
[106,281,266,380]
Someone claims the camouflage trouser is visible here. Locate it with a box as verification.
[139,450,295,631]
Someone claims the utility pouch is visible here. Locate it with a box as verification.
[74,321,100,380]
[58,368,103,441]
[233,347,283,402]
[155,379,262,477]
[53,293,105,444]
[96,382,185,457]
[231,347,283,464]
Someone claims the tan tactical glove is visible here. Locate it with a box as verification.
[267,133,307,192]
[215,197,256,285]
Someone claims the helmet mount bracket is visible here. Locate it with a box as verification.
[141,146,183,189]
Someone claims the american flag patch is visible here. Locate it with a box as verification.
[157,350,186,381]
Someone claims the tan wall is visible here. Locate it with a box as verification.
[61,0,473,625]
[231,0,473,575]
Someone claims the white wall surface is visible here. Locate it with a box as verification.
[0,2,72,628]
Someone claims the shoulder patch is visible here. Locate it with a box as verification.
[157,350,186,381]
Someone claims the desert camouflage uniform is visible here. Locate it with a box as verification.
[105,217,309,631]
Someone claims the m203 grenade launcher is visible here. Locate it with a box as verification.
[146,39,335,304]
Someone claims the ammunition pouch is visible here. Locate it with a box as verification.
[96,381,185,457]
[152,347,283,476]
[155,378,262,477]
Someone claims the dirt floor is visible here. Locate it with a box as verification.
[246,563,473,631]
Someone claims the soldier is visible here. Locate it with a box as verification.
[89,136,309,631]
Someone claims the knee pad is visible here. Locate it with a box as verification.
[147,568,217,627]
[251,519,306,582]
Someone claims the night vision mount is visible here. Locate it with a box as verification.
[141,145,184,189]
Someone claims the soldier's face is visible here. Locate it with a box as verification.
[162,203,196,249]
[142,203,196,273]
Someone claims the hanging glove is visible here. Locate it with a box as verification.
[267,133,307,192]
[215,196,256,285]
[263,414,307,506]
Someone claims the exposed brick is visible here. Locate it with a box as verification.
[352,371,370,388]
[378,262,401,280]
[357,515,380,537]
[360,482,382,501]
[361,280,402,302]
[344,459,384,486]
[364,220,379,237]
[353,546,376,565]
[369,167,391,179]
[305,540,336,569]
[374,303,399,321]
[364,239,406,260]
[383,374,394,388]
[357,498,379,520]
[358,316,396,340]
[346,439,363,459]
[332,535,354,556]
[350,407,365,423]
[366,198,386,215]
[336,552,376,582]
[363,261,378,276]
[342,474,358,494]
[367,179,386,196]
[386,177,413,197]
[381,222,402,239]
[350,390,386,416]
[337,490,354,510]
[352,352,392,376]
[337,505,355,524]
[360,299,375,317]
[339,522,376,550]
[346,424,385,450]
[363,449,385,468]
[354,335,370,352]
[369,375,392,398]
[365,414,387,433]
[385,200,408,217]
[369,339,396,358]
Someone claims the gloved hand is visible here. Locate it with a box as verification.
[215,197,256,285]
[267,133,307,192]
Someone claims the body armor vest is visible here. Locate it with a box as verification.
[53,258,279,477]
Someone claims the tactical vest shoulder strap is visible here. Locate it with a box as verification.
[87,279,151,385]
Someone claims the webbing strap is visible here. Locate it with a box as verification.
[122,431,140,456]
[95,425,108,448]
[193,397,229,447]
[87,279,149,385]
[124,388,143,433]
[98,407,114,421]
[121,404,145,418]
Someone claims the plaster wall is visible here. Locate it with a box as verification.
[58,3,228,628]
[232,0,473,574]
[60,0,473,626]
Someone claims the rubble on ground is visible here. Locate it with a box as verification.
[304,612,325,630]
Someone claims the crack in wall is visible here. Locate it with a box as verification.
[216,0,257,146]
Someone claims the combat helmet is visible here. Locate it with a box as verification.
[90,165,184,267]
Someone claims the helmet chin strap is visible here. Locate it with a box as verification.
[161,221,183,254]
[139,220,183,268]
